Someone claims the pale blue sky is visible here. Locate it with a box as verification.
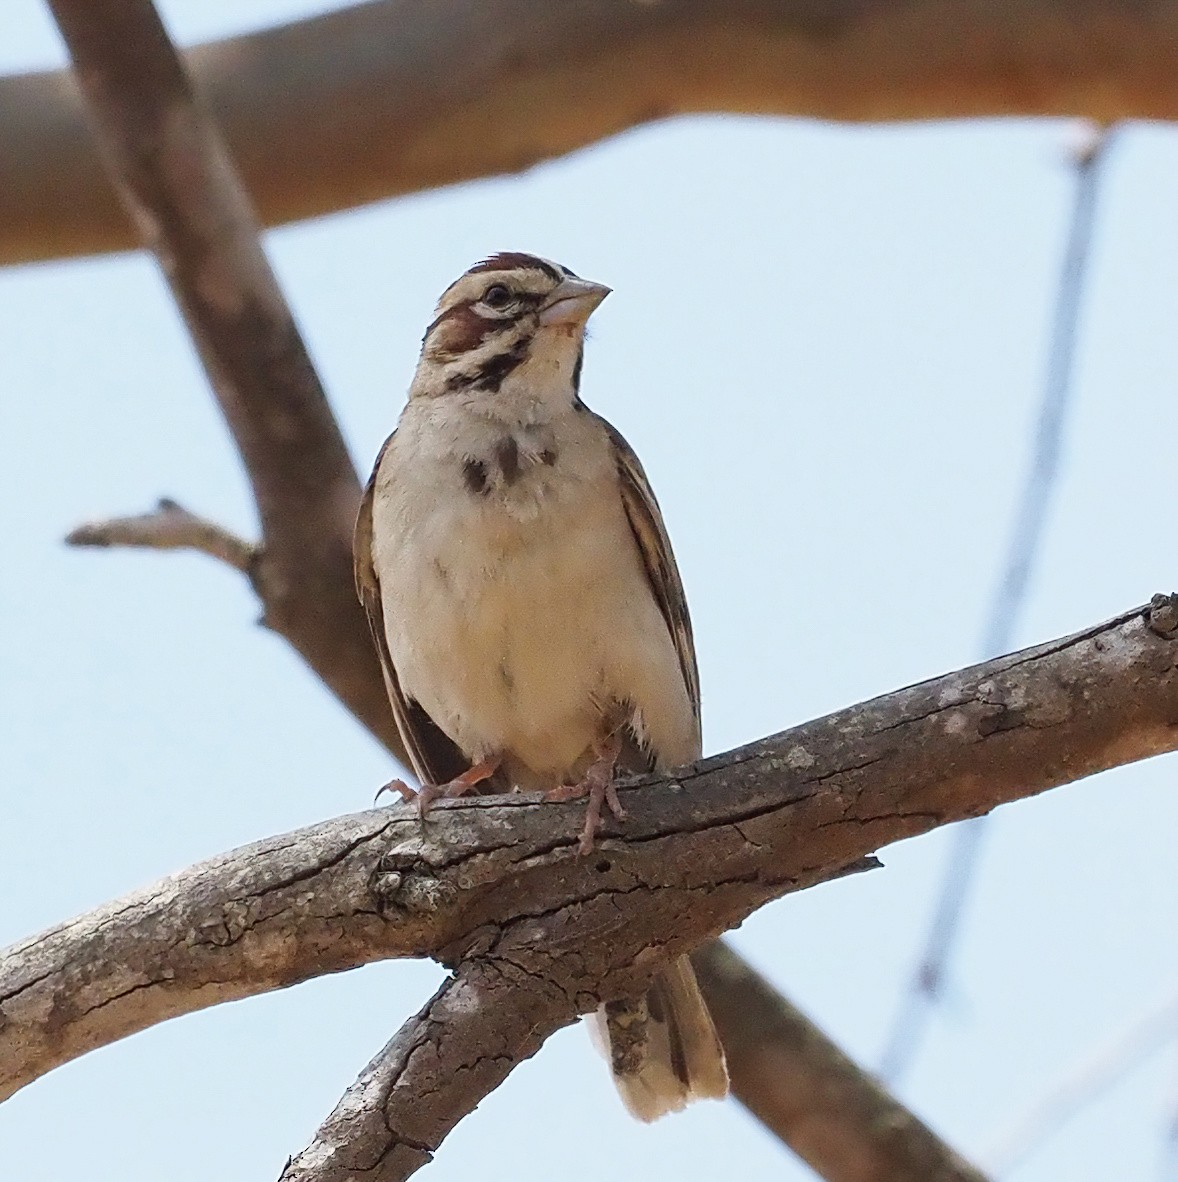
[4,4,1178,1180]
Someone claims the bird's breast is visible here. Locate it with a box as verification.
[372,414,635,780]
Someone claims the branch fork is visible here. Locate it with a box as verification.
[4,599,1176,1179]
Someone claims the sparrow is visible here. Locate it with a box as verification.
[353,252,728,1121]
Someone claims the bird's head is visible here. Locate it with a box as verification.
[411,252,610,403]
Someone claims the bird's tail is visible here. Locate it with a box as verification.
[591,955,729,1121]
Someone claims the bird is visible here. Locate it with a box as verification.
[353,251,728,1121]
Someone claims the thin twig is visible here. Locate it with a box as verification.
[66,497,256,573]
[878,121,1117,1084]
[982,983,1178,1174]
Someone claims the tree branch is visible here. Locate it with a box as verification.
[692,943,990,1182]
[41,0,973,1170]
[45,0,403,759]
[66,497,256,572]
[7,0,1178,264]
[36,3,1171,1176]
[274,860,882,1182]
[280,961,577,1182]
[3,598,1176,1164]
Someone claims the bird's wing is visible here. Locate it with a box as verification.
[596,414,702,733]
[354,432,468,787]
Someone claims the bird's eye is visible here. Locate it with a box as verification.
[483,284,512,309]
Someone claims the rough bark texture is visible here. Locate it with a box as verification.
[693,943,990,1182]
[45,0,403,757]
[279,963,577,1181]
[7,0,1178,263]
[4,599,1177,1133]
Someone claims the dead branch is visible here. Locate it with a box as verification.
[7,1,1178,264]
[275,867,886,1182]
[66,497,256,572]
[3,598,1176,1179]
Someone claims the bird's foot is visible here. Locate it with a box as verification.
[415,755,502,818]
[545,735,625,855]
[373,777,415,805]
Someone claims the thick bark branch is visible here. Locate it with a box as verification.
[3,598,1176,1132]
[693,943,989,1182]
[45,0,403,758]
[4,0,1178,265]
[280,962,577,1181]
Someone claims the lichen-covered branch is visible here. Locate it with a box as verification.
[3,599,1175,1130]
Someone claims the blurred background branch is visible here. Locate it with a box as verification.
[67,497,256,572]
[46,0,401,758]
[982,982,1178,1175]
[694,943,990,1182]
[878,121,1116,1086]
[6,0,1178,263]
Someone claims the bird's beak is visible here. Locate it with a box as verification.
[538,277,611,328]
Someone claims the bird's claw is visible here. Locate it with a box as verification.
[373,778,415,806]
[415,756,503,818]
[372,756,501,815]
[544,736,625,855]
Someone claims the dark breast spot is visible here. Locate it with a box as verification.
[495,436,521,485]
[539,447,558,467]
[463,457,490,495]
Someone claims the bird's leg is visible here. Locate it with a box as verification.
[416,754,503,816]
[544,732,626,855]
